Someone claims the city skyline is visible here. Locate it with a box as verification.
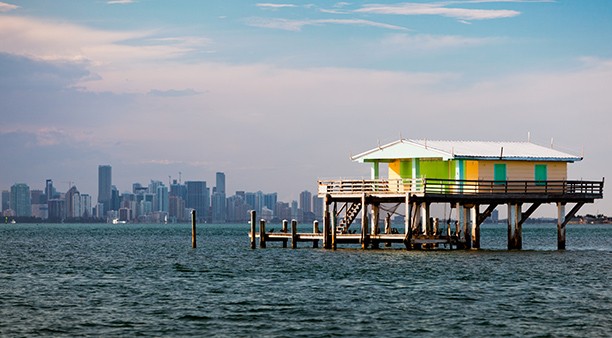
[1,166,322,223]
[1,1,611,214]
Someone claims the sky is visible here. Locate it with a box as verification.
[1,0,611,215]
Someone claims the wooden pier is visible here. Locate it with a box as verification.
[249,139,604,250]
[249,178,603,250]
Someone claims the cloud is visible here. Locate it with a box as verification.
[107,0,135,4]
[256,3,297,9]
[381,33,499,50]
[0,16,209,66]
[356,2,521,21]
[0,2,18,12]
[147,88,202,97]
[246,17,407,31]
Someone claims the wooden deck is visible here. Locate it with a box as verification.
[318,178,603,203]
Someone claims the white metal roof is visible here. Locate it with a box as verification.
[351,139,582,163]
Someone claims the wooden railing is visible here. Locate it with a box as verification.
[318,178,604,198]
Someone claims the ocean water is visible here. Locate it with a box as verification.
[0,223,610,337]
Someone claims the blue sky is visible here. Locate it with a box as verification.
[1,0,611,215]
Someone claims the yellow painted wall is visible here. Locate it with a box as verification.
[478,161,567,180]
[465,160,479,180]
[389,160,401,180]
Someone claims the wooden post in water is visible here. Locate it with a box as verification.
[259,219,267,249]
[250,210,256,249]
[371,203,380,249]
[331,202,337,250]
[557,202,566,250]
[471,205,480,249]
[361,193,369,249]
[191,210,197,249]
[282,219,288,248]
[385,213,392,248]
[291,219,298,249]
[507,203,522,250]
[313,220,319,248]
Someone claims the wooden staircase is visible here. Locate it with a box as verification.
[337,202,362,234]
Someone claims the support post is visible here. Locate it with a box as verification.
[323,195,330,249]
[557,202,566,250]
[361,194,369,249]
[471,205,479,249]
[371,203,380,249]
[250,210,256,249]
[420,202,429,236]
[259,219,266,249]
[191,209,197,249]
[313,220,319,248]
[332,202,337,250]
[507,203,522,250]
[282,219,288,248]
[463,205,472,249]
[291,219,298,249]
[385,213,392,248]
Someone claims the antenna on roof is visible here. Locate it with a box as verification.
[378,139,382,150]
[550,137,554,149]
[527,131,531,142]
[500,146,504,159]
[582,145,584,158]
[399,132,403,141]
[424,139,427,149]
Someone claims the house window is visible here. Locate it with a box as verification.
[494,164,507,184]
[535,164,547,186]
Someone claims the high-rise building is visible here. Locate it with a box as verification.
[45,179,56,202]
[312,195,323,220]
[216,172,226,194]
[1,190,9,211]
[156,185,169,212]
[299,190,312,214]
[97,165,112,213]
[212,172,226,223]
[10,183,31,217]
[263,193,277,213]
[186,181,209,222]
[66,186,81,218]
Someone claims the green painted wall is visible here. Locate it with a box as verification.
[420,160,451,179]
[400,160,412,178]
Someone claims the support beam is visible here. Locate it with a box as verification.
[323,195,330,249]
[291,219,297,249]
[557,202,584,250]
[477,204,498,226]
[519,203,541,227]
[463,205,472,249]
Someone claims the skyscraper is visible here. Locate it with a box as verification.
[186,181,209,222]
[10,183,31,217]
[98,165,112,213]
[299,190,312,214]
[212,172,226,223]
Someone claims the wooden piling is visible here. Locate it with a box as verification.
[191,209,197,249]
[259,219,266,249]
[371,203,380,249]
[250,210,256,249]
[361,194,368,249]
[331,203,337,250]
[385,213,392,247]
[323,211,331,249]
[557,203,566,250]
[291,219,298,249]
[282,219,288,248]
[313,220,319,248]
[471,205,480,249]
[507,203,522,250]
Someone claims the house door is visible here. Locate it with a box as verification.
[494,164,507,184]
[535,164,547,186]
